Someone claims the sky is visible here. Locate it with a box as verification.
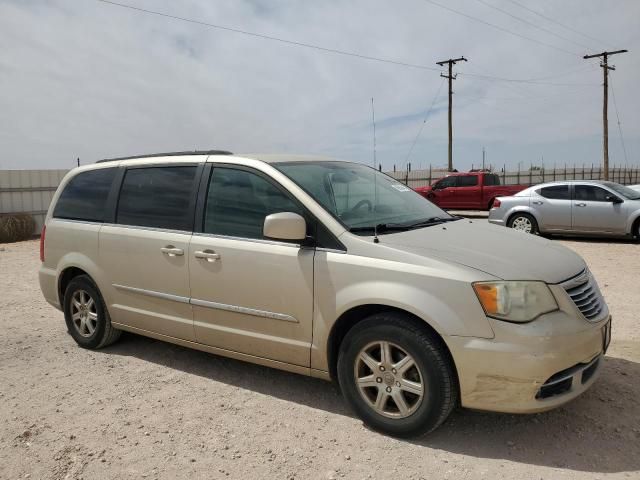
[1,0,639,171]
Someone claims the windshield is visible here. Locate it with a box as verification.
[274,161,454,235]
[602,181,640,200]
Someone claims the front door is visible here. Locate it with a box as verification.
[99,164,200,341]
[188,166,314,367]
[571,184,627,233]
[431,176,457,208]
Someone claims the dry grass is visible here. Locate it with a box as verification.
[0,214,35,243]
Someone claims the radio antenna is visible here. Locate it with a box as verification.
[372,97,379,243]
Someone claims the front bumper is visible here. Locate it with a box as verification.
[445,308,610,414]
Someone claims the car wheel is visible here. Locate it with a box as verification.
[63,275,121,349]
[508,213,538,234]
[337,313,458,437]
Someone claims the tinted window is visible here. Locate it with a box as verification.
[484,174,501,186]
[436,176,456,188]
[204,167,302,239]
[53,168,116,222]
[574,185,616,202]
[117,166,197,230]
[538,185,570,200]
[457,175,478,187]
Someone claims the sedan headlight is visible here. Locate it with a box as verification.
[472,281,558,322]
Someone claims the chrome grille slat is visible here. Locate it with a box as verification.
[561,269,607,323]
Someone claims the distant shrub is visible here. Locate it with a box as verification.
[0,214,36,243]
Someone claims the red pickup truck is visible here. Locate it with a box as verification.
[415,171,527,210]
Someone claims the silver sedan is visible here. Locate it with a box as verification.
[488,180,640,239]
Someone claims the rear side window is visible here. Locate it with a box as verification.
[538,185,570,200]
[117,166,197,231]
[53,168,116,222]
[204,167,302,239]
[457,175,478,187]
[484,174,501,186]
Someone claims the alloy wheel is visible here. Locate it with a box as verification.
[511,216,533,233]
[354,341,425,419]
[70,290,98,337]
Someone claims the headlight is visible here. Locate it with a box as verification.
[472,281,558,322]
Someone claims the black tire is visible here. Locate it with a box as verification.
[337,313,458,438]
[63,275,121,349]
[507,212,539,235]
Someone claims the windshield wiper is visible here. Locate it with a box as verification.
[348,223,411,233]
[401,216,461,229]
[349,216,460,234]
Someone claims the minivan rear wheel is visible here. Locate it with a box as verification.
[63,275,121,349]
[337,313,458,437]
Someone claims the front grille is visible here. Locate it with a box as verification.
[562,269,606,322]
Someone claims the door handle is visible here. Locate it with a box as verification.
[160,245,184,257]
[194,249,221,262]
[575,203,587,207]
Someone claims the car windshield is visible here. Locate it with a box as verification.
[274,161,456,235]
[602,181,640,200]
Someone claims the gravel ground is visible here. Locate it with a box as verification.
[1,237,639,480]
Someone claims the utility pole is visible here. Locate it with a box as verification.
[482,147,485,170]
[583,49,627,180]
[436,56,467,172]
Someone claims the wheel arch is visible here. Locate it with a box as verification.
[506,208,540,228]
[627,211,640,237]
[326,304,456,383]
[57,266,93,306]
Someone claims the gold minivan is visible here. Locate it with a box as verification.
[39,151,612,437]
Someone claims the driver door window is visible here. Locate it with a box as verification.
[204,167,303,239]
[436,176,457,189]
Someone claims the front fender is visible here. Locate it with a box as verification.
[625,209,640,235]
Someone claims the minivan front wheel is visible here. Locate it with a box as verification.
[63,275,121,349]
[337,313,458,437]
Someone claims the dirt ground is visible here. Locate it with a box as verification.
[1,237,639,480]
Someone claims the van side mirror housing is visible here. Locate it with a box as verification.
[263,212,307,241]
[606,195,623,204]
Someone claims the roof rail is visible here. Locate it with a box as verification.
[96,150,233,163]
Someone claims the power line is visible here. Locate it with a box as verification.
[473,0,592,51]
[456,71,598,86]
[95,0,602,88]
[504,0,611,50]
[95,0,444,72]
[404,78,446,166]
[609,76,629,165]
[421,0,579,57]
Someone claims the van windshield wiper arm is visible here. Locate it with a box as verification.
[402,216,460,229]
[349,216,460,234]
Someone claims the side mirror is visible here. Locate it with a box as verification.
[432,182,442,190]
[606,195,623,204]
[263,212,307,241]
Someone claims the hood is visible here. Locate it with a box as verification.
[379,219,585,284]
